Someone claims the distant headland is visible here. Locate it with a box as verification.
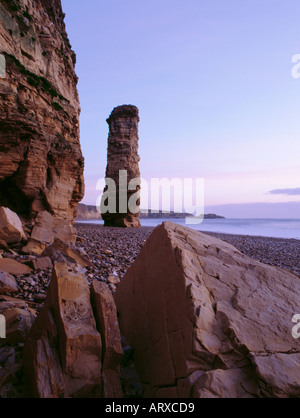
[76,203,225,221]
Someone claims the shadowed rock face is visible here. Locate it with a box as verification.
[102,105,141,228]
[0,0,84,226]
[23,262,123,399]
[115,221,300,398]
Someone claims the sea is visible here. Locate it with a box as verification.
[76,218,300,240]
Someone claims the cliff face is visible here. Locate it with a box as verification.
[76,203,101,220]
[0,0,84,224]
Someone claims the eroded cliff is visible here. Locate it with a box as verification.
[0,0,84,231]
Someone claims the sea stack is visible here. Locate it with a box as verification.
[102,105,141,228]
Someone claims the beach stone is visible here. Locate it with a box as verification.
[0,240,9,250]
[43,239,94,268]
[109,284,117,292]
[23,262,103,398]
[33,294,47,302]
[23,277,36,286]
[0,207,26,245]
[1,307,35,345]
[0,271,18,294]
[27,257,53,271]
[0,259,32,277]
[22,239,46,256]
[101,105,141,228]
[91,281,123,398]
[0,300,36,345]
[29,213,77,248]
[115,221,300,398]
[107,275,120,285]
[30,212,55,245]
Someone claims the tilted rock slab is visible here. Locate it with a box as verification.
[0,258,32,276]
[91,281,123,398]
[0,207,25,244]
[23,262,102,398]
[115,222,300,398]
[102,105,141,228]
[23,262,123,398]
[0,0,84,239]
[0,270,18,294]
[0,300,36,345]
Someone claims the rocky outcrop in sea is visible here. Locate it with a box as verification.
[102,105,141,228]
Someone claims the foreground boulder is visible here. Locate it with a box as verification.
[26,256,53,271]
[115,221,300,398]
[23,262,102,398]
[22,212,79,256]
[0,259,32,277]
[23,262,122,398]
[0,271,18,295]
[42,238,94,268]
[0,207,25,244]
[0,300,36,345]
[91,281,123,398]
[0,298,35,398]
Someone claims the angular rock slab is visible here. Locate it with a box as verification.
[21,239,46,256]
[91,281,123,398]
[29,212,78,246]
[0,300,36,345]
[0,259,32,276]
[27,256,53,271]
[0,271,18,294]
[23,262,102,398]
[1,307,36,345]
[0,207,25,244]
[115,221,300,398]
[42,238,94,268]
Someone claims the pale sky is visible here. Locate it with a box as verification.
[62,0,300,217]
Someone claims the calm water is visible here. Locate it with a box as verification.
[76,218,300,240]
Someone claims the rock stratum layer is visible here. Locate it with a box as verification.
[102,105,141,228]
[76,203,101,220]
[115,221,300,398]
[0,0,84,232]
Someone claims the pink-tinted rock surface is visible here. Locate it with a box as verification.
[23,262,123,398]
[0,0,84,242]
[115,221,300,398]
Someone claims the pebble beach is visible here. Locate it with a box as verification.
[9,222,300,310]
[75,222,300,281]
[1,222,299,398]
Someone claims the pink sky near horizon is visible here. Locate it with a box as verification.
[62,0,300,217]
